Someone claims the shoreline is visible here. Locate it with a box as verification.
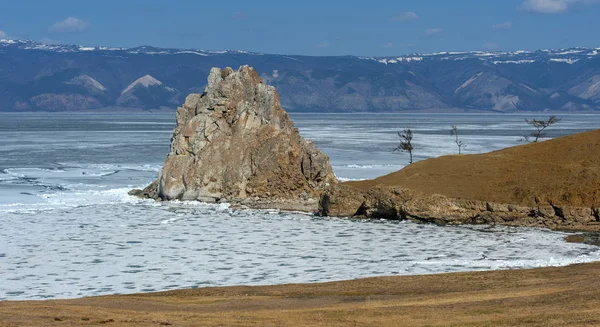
[3,261,600,326]
[131,191,600,233]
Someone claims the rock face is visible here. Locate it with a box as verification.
[319,184,600,230]
[136,66,337,205]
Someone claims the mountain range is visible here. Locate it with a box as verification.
[1,39,599,112]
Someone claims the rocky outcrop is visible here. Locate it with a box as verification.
[133,66,337,208]
[316,129,600,231]
[318,184,600,230]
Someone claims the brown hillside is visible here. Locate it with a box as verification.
[347,129,600,208]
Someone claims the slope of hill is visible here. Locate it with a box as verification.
[1,39,600,112]
[347,129,600,208]
[321,130,600,230]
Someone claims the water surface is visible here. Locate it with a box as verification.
[1,113,599,300]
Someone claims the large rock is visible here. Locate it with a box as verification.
[134,66,337,206]
[318,183,600,230]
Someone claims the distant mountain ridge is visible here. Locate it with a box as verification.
[1,39,600,112]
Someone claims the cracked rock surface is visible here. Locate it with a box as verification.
[134,66,337,204]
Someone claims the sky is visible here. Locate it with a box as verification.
[0,0,599,56]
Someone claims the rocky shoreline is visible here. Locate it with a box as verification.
[317,184,600,231]
[131,65,600,233]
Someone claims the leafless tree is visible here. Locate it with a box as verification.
[393,128,414,164]
[450,125,465,154]
[522,116,562,142]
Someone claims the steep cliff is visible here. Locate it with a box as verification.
[133,66,337,208]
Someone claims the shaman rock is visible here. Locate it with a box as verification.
[136,66,337,204]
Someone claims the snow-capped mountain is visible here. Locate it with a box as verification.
[0,39,259,56]
[1,38,599,112]
[362,47,599,65]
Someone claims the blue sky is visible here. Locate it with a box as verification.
[0,0,599,56]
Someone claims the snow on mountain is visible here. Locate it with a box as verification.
[64,75,107,93]
[122,75,163,95]
[493,60,536,64]
[175,51,208,56]
[0,39,260,56]
[1,38,600,112]
[455,72,483,94]
[549,58,580,64]
[1,39,598,66]
[361,47,598,65]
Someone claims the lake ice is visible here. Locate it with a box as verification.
[1,113,600,300]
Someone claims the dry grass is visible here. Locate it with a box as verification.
[347,129,600,207]
[4,130,600,326]
[3,262,600,326]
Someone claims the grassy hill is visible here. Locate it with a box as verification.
[347,129,600,208]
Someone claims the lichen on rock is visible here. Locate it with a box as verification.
[132,66,337,207]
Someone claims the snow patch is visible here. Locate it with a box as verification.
[399,57,423,62]
[378,57,422,65]
[493,60,536,64]
[519,83,539,94]
[455,72,483,94]
[121,75,163,95]
[554,49,585,55]
[474,52,496,57]
[175,51,208,56]
[549,58,579,64]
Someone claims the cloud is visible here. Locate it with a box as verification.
[49,17,90,33]
[425,28,443,36]
[384,42,394,49]
[492,21,513,30]
[519,0,599,13]
[392,11,419,21]
[315,41,330,48]
[482,42,499,50]
[0,30,7,39]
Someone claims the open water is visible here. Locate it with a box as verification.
[1,112,600,300]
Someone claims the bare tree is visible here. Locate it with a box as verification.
[450,125,465,154]
[393,129,414,164]
[522,116,562,142]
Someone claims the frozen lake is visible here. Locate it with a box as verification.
[1,112,600,300]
